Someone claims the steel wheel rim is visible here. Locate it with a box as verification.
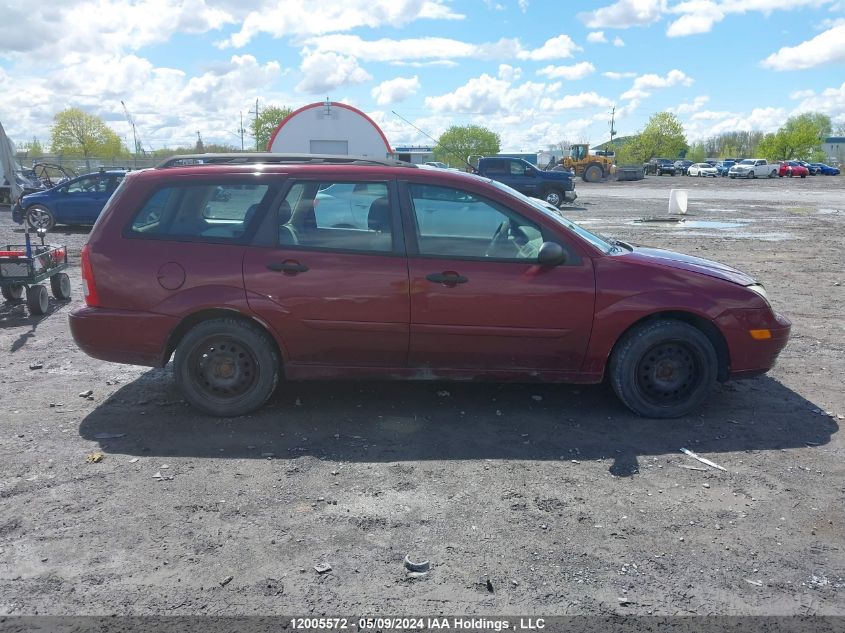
[28,207,52,228]
[546,192,561,206]
[635,341,702,406]
[188,335,259,401]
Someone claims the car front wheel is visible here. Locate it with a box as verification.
[25,205,56,231]
[174,318,280,417]
[543,187,563,207]
[609,319,717,418]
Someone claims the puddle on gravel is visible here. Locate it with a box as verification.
[818,208,841,215]
[626,217,793,240]
[629,219,747,229]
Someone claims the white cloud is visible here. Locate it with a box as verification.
[540,92,614,110]
[684,106,787,139]
[791,81,845,123]
[371,75,420,105]
[219,0,464,48]
[603,71,637,80]
[517,35,582,60]
[498,64,523,81]
[666,0,829,38]
[760,24,845,70]
[666,1,725,37]
[587,31,608,43]
[579,0,666,28]
[613,36,626,46]
[620,69,693,99]
[537,62,596,80]
[518,0,529,13]
[303,34,558,64]
[296,50,371,94]
[424,73,558,115]
[668,95,710,114]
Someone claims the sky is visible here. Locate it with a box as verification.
[0,0,843,153]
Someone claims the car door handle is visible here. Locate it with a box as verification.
[426,271,468,285]
[267,260,309,274]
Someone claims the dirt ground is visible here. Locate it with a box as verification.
[0,173,843,618]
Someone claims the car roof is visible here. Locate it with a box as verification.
[156,153,418,169]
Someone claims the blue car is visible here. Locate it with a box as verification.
[716,160,736,176]
[809,163,840,176]
[12,170,126,230]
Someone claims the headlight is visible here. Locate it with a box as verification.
[747,283,769,304]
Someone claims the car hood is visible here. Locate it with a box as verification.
[627,245,756,286]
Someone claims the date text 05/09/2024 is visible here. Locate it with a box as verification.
[289,617,547,631]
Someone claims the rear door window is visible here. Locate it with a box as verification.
[128,182,273,241]
[278,180,393,253]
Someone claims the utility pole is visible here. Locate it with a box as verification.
[238,111,245,151]
[609,105,617,146]
[249,99,260,150]
[120,100,139,168]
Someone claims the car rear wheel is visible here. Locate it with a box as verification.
[25,205,56,231]
[543,187,563,207]
[174,318,280,417]
[609,319,717,418]
[769,169,777,178]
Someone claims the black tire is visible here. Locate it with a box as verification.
[609,319,717,418]
[583,164,602,183]
[26,284,49,315]
[1,283,24,302]
[748,171,756,179]
[769,169,777,178]
[174,317,280,417]
[800,174,806,178]
[25,205,56,231]
[50,273,71,300]
[543,187,563,207]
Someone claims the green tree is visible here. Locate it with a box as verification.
[252,105,292,151]
[615,112,688,163]
[757,113,829,161]
[686,141,706,163]
[17,137,44,159]
[50,108,126,169]
[434,125,501,167]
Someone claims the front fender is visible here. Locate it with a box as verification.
[580,289,723,376]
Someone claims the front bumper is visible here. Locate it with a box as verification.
[69,305,179,367]
[11,201,24,224]
[716,309,791,379]
[564,190,577,202]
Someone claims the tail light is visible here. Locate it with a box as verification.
[80,244,101,307]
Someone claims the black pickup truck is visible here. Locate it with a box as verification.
[644,158,677,176]
[474,157,576,207]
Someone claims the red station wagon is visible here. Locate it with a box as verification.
[69,154,791,418]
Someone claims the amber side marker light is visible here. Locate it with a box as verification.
[750,329,772,340]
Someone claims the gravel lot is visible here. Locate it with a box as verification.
[0,174,843,617]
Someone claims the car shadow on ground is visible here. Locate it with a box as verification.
[78,369,838,476]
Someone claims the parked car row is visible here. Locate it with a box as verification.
[645,157,840,179]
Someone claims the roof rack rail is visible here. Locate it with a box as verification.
[157,153,418,169]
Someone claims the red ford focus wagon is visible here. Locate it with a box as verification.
[69,154,790,418]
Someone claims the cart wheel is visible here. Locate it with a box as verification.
[1,283,24,302]
[26,284,49,315]
[50,273,72,300]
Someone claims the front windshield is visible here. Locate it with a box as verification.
[485,177,615,254]
[739,159,755,165]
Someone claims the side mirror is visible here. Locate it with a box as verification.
[537,241,567,266]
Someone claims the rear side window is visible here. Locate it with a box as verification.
[129,183,272,241]
[278,180,392,253]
